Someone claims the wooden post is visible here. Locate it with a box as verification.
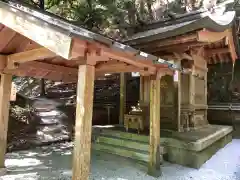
[72,65,95,180]
[144,76,150,103]
[178,72,182,131]
[0,74,12,169]
[189,66,195,128]
[148,76,161,177]
[174,70,182,131]
[189,68,195,106]
[139,76,144,102]
[119,73,126,125]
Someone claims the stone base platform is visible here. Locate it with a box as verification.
[92,124,232,169]
[161,125,233,168]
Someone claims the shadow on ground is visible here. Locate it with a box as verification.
[2,140,240,180]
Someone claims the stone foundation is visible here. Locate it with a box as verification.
[161,125,233,168]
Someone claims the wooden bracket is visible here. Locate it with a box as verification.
[155,68,173,80]
[226,29,237,63]
[197,29,228,43]
[173,52,193,61]
[6,47,56,69]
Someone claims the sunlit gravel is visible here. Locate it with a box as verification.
[1,139,240,180]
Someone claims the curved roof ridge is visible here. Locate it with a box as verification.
[125,10,236,45]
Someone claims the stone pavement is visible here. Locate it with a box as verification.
[1,139,240,180]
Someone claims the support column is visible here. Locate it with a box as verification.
[0,74,12,171]
[72,65,95,180]
[174,70,182,132]
[148,76,161,177]
[119,73,126,125]
[139,76,144,101]
[189,69,195,107]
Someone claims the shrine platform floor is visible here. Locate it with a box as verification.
[92,124,233,168]
[1,139,240,180]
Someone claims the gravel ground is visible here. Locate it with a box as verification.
[1,139,240,180]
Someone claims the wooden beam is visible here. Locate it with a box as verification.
[101,48,156,74]
[96,62,146,74]
[0,4,72,58]
[72,64,95,180]
[197,29,228,43]
[148,76,161,177]
[4,61,79,82]
[119,73,126,125]
[0,74,12,170]
[9,61,77,74]
[151,42,208,53]
[16,39,41,53]
[7,48,57,69]
[136,34,197,49]
[159,48,229,61]
[0,27,16,52]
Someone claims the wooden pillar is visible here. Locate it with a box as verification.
[139,76,144,101]
[148,76,161,177]
[119,73,126,125]
[0,74,12,169]
[189,68,195,108]
[144,76,150,103]
[72,65,95,180]
[139,76,150,103]
[178,72,182,131]
[174,70,182,131]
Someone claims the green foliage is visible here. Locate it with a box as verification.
[23,0,215,38]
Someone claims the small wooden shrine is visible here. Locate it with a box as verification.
[125,5,238,132]
[123,2,237,168]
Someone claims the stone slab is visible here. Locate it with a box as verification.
[161,125,233,168]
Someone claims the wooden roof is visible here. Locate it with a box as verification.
[125,2,238,65]
[0,1,178,82]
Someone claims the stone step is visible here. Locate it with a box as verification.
[94,135,149,152]
[32,132,70,144]
[92,142,149,162]
[34,107,56,112]
[37,124,68,134]
[92,130,166,163]
[39,118,59,125]
[37,110,62,117]
[93,129,149,143]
